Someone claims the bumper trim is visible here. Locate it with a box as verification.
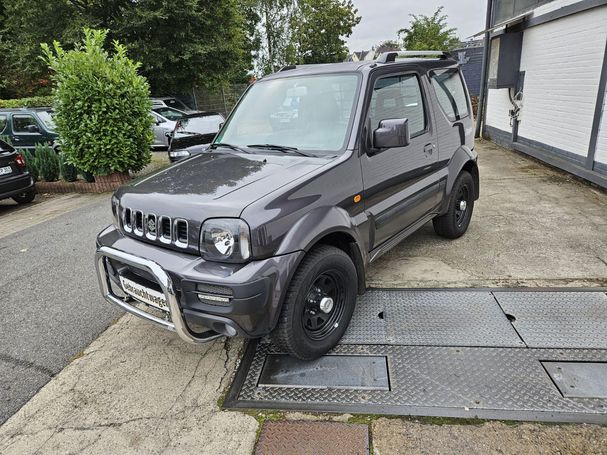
[95,245,222,344]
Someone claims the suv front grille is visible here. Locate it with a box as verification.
[121,207,189,249]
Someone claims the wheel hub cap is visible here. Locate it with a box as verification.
[319,297,334,314]
[459,200,467,211]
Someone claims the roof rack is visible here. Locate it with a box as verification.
[377,50,452,64]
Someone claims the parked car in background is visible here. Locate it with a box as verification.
[0,139,36,204]
[150,97,195,113]
[152,106,188,121]
[0,108,58,151]
[150,111,176,151]
[167,112,224,162]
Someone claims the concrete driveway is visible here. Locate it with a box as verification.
[0,140,606,454]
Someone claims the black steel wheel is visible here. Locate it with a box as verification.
[271,245,357,360]
[433,170,474,239]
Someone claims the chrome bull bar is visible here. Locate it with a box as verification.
[95,245,221,344]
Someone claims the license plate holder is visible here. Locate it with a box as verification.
[119,276,169,312]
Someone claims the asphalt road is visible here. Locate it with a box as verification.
[0,196,122,424]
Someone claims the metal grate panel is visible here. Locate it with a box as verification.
[494,292,607,348]
[342,290,524,347]
[231,342,607,423]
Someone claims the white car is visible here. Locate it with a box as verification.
[150,111,176,151]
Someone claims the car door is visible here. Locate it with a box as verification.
[11,114,45,149]
[361,70,441,249]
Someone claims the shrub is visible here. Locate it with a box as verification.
[36,144,60,182]
[20,149,40,182]
[0,96,54,109]
[41,29,153,177]
[59,153,78,181]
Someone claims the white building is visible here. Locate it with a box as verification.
[477,0,607,188]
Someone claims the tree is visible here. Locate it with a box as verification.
[252,0,297,74]
[1,0,77,97]
[373,40,401,58]
[289,0,360,65]
[114,0,250,93]
[1,0,253,96]
[399,6,460,52]
[42,29,154,176]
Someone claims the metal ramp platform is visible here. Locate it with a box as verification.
[225,289,607,423]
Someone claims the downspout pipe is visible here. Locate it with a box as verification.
[475,0,494,138]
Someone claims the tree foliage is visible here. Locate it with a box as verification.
[288,0,361,65]
[251,0,297,74]
[1,0,252,96]
[115,0,249,93]
[42,29,153,176]
[373,40,401,58]
[399,6,460,51]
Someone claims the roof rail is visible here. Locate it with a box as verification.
[377,50,452,64]
[279,65,297,72]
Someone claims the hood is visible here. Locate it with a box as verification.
[116,151,327,219]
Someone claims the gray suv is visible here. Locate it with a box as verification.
[96,51,479,360]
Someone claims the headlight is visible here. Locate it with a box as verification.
[111,195,120,226]
[169,150,190,158]
[200,219,251,263]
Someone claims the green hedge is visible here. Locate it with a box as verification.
[0,96,54,108]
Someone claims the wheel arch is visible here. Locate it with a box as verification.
[446,146,480,202]
[274,206,367,296]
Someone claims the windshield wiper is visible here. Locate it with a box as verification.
[247,144,311,157]
[210,143,251,154]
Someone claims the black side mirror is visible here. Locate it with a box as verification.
[372,118,410,150]
[26,124,40,133]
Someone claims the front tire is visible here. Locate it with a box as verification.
[12,189,36,204]
[271,245,357,360]
[433,170,474,239]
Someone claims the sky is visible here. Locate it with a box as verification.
[346,0,488,52]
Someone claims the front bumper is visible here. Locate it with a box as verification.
[95,225,302,343]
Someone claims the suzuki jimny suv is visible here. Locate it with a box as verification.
[96,51,479,360]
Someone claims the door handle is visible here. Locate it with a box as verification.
[424,143,434,156]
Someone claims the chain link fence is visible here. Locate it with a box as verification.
[192,84,248,117]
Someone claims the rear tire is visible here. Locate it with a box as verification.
[433,170,474,239]
[271,245,357,360]
[12,189,36,204]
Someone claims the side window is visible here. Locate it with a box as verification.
[430,69,470,121]
[13,115,39,133]
[369,74,426,137]
[0,114,7,133]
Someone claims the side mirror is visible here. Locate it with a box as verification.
[26,124,40,133]
[372,118,410,150]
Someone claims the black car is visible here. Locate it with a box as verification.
[167,112,225,162]
[96,51,479,359]
[0,139,36,204]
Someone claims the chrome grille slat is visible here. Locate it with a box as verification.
[121,207,189,249]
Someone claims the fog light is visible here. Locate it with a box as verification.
[197,293,230,305]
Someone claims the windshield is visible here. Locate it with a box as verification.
[217,73,360,153]
[36,111,56,131]
[154,107,186,120]
[175,114,224,136]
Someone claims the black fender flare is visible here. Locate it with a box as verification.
[274,205,367,294]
